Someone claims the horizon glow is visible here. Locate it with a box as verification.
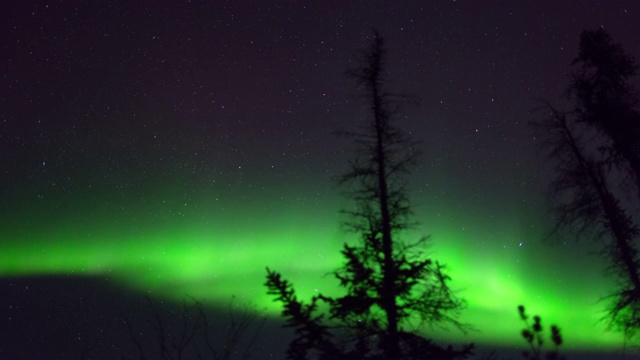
[0,189,625,352]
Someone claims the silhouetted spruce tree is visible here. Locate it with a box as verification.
[266,31,472,360]
[569,28,640,192]
[533,29,640,341]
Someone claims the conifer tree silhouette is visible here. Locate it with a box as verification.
[568,29,640,190]
[266,31,472,360]
[534,28,640,341]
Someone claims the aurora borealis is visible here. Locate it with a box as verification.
[2,1,640,358]
[0,200,624,351]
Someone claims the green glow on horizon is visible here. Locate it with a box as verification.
[0,197,626,352]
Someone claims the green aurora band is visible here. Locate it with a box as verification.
[0,185,625,352]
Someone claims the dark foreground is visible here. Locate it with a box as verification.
[0,277,635,359]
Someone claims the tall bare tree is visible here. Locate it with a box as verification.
[534,105,640,339]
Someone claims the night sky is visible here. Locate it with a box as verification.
[2,1,640,359]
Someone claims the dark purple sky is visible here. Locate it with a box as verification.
[2,1,640,359]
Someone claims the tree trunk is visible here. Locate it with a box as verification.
[370,51,399,358]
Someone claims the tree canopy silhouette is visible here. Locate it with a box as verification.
[266,31,472,360]
[569,28,640,189]
[533,28,640,341]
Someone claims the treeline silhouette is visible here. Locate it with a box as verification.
[118,28,640,359]
[264,28,640,359]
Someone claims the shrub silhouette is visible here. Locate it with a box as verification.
[517,305,564,360]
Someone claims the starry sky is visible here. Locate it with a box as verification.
[2,1,640,359]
